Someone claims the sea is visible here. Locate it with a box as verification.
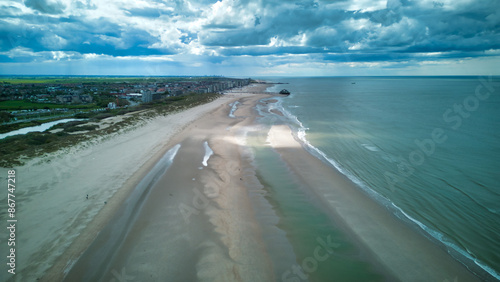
[249,76,500,281]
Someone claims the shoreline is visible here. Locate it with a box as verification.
[4,82,485,281]
[287,128,496,281]
[0,85,264,282]
[63,86,276,281]
[267,124,482,281]
[61,86,482,281]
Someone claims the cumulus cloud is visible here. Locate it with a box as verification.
[24,0,66,14]
[0,0,498,75]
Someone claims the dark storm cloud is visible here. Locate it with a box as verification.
[124,7,167,18]
[24,0,66,14]
[0,11,168,56]
[217,46,326,56]
[0,5,23,17]
[0,0,499,72]
[197,0,500,61]
[200,29,270,47]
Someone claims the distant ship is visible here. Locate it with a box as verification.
[279,89,291,95]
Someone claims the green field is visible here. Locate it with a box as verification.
[0,100,97,110]
[0,78,54,84]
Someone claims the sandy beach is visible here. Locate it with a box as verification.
[0,83,267,281]
[1,83,482,281]
[63,86,275,281]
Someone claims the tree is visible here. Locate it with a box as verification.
[0,112,13,122]
[116,99,130,107]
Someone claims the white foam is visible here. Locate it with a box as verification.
[202,141,214,167]
[260,88,500,280]
[281,105,500,280]
[361,143,380,152]
[393,203,500,279]
[474,260,500,280]
[141,144,181,187]
[229,101,240,118]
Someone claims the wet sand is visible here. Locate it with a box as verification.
[62,88,275,281]
[267,125,480,282]
[41,84,481,281]
[0,84,264,282]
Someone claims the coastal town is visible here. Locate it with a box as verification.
[0,77,251,123]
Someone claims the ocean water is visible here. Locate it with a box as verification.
[256,77,500,280]
[245,125,388,281]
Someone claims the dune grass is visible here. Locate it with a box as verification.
[0,93,221,167]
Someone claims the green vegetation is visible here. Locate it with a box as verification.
[0,78,56,84]
[47,120,99,133]
[0,112,13,122]
[0,92,221,167]
[0,100,97,111]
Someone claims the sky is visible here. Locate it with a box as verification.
[0,0,499,76]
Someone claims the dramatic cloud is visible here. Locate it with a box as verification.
[0,0,499,75]
[24,0,66,14]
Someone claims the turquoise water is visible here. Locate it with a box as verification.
[246,126,387,281]
[259,76,500,280]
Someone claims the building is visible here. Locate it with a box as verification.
[142,93,152,103]
[56,95,73,103]
[80,95,93,103]
[56,94,93,104]
[107,102,117,109]
[126,93,142,100]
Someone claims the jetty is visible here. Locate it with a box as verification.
[279,89,291,95]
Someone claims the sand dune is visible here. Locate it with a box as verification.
[0,85,265,282]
